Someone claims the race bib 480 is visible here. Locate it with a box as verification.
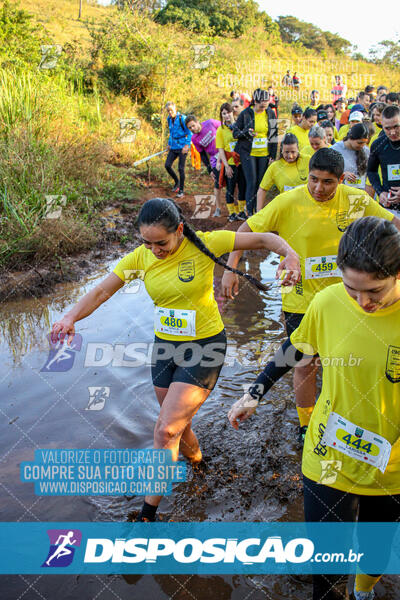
[154,307,196,336]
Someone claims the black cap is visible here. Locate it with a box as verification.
[291,105,303,115]
[317,110,328,121]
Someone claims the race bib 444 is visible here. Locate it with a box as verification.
[321,412,392,474]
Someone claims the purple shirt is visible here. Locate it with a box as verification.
[191,119,221,168]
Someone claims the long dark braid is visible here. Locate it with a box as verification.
[137,198,270,291]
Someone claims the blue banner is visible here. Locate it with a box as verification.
[1,522,399,574]
[20,449,186,496]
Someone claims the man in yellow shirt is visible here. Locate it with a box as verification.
[287,107,317,150]
[223,148,400,440]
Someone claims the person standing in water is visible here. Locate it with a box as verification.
[50,198,300,522]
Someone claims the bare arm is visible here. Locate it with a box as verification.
[233,231,297,258]
[51,273,124,345]
[256,187,267,212]
[221,223,300,299]
[392,216,400,231]
[218,148,233,178]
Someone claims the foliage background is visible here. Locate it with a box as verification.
[0,0,399,268]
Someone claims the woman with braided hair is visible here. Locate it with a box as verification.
[51,197,300,521]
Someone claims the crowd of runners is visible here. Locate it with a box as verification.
[51,78,400,600]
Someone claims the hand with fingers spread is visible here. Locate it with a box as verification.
[51,315,76,347]
[389,186,400,202]
[228,393,259,430]
[344,171,357,183]
[276,252,301,287]
[221,271,239,299]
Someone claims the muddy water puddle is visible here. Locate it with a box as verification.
[0,251,397,599]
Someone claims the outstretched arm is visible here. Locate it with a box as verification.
[51,273,124,345]
[221,225,300,298]
[228,339,312,429]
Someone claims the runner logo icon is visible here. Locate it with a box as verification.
[41,334,82,372]
[42,529,82,567]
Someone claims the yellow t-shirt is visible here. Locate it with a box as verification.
[369,128,382,148]
[301,144,314,158]
[286,125,310,150]
[216,125,237,166]
[259,154,309,193]
[291,283,400,495]
[247,184,393,314]
[338,124,350,140]
[113,230,235,340]
[251,111,269,157]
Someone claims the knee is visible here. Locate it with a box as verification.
[154,421,181,447]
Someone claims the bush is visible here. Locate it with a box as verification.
[155,0,260,38]
[0,0,50,68]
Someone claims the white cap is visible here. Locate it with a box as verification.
[349,111,363,122]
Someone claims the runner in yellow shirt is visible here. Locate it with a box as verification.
[215,102,247,222]
[223,148,400,441]
[291,104,303,126]
[320,120,336,145]
[301,125,329,158]
[50,197,300,522]
[256,133,309,211]
[287,107,318,150]
[232,88,278,216]
[230,216,400,600]
[338,111,364,140]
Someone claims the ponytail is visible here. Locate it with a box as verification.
[137,198,269,291]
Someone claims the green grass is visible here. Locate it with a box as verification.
[1,0,399,269]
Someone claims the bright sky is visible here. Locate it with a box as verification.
[259,1,400,58]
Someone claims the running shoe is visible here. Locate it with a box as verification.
[134,513,160,522]
[176,191,184,198]
[213,207,221,217]
[172,184,179,193]
[236,211,247,220]
[298,425,308,445]
[228,213,238,222]
[192,454,211,475]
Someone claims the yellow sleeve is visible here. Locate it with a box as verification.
[247,198,282,233]
[364,200,395,221]
[302,145,313,157]
[299,152,311,167]
[338,125,348,140]
[259,162,275,191]
[197,230,236,257]
[113,248,141,282]
[290,296,319,355]
[215,127,225,150]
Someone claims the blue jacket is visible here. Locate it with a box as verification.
[167,112,192,150]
